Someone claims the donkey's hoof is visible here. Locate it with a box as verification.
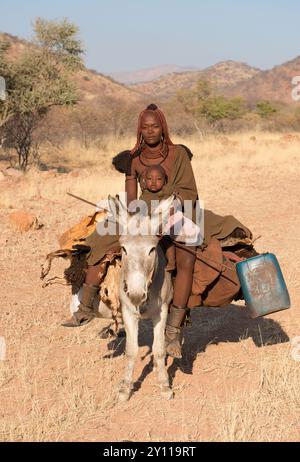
[118,391,130,403]
[98,327,116,339]
[117,328,126,338]
[160,386,174,400]
[118,380,133,402]
[118,390,131,402]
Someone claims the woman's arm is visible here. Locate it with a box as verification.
[124,155,138,208]
[162,146,198,204]
[125,176,138,207]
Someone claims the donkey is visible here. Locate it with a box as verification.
[109,194,175,402]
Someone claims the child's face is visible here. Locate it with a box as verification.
[145,168,165,192]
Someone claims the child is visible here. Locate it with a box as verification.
[143,165,177,271]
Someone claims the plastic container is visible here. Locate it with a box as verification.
[236,253,290,318]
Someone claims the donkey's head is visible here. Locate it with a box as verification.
[108,194,174,310]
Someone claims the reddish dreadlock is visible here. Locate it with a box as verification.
[130,103,174,155]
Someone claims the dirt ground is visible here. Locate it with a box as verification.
[0,135,299,441]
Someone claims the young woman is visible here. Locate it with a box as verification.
[63,104,252,359]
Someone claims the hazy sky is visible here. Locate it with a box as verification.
[1,0,299,74]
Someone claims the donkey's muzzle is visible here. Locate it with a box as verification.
[129,291,147,308]
[123,280,147,307]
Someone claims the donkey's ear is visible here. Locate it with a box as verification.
[108,195,117,216]
[115,194,130,215]
[108,194,130,231]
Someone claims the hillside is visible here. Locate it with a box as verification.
[0,32,141,103]
[2,31,300,105]
[73,69,141,103]
[130,61,261,99]
[0,32,29,59]
[110,64,198,84]
[223,55,300,104]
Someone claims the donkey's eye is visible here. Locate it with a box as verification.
[148,247,156,256]
[121,246,127,255]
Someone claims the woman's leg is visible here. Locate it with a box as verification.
[85,262,104,285]
[62,227,120,327]
[173,245,196,307]
[165,244,176,272]
[62,261,108,327]
[165,245,196,358]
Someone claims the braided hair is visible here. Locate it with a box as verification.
[112,104,192,174]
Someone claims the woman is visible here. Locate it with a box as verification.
[123,104,199,358]
[63,104,251,359]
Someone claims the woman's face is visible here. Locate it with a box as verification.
[140,113,163,146]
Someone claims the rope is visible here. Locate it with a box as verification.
[171,241,239,286]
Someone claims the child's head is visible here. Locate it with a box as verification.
[144,165,167,192]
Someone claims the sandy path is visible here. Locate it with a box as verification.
[0,142,299,441]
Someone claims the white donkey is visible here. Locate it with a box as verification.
[108,194,174,402]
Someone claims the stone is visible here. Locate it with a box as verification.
[5,168,23,178]
[9,210,41,233]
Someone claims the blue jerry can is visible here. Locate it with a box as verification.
[236,253,291,318]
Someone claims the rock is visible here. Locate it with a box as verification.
[70,170,80,178]
[5,168,23,178]
[41,169,58,179]
[0,236,8,245]
[281,133,300,143]
[9,210,42,233]
[0,171,6,182]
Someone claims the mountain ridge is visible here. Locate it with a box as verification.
[130,60,261,99]
[110,64,199,84]
[1,31,300,105]
[0,32,142,103]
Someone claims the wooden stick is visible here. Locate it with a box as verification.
[67,192,109,213]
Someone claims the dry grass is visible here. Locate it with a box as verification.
[1,130,299,209]
[0,130,299,441]
[0,304,122,441]
[208,345,300,442]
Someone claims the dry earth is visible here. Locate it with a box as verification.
[0,133,299,442]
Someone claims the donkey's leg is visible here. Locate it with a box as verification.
[153,304,173,400]
[118,307,139,402]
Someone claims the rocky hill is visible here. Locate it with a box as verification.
[110,64,198,84]
[0,32,141,103]
[223,56,300,104]
[2,31,300,105]
[130,61,261,99]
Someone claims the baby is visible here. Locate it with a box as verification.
[143,165,177,271]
